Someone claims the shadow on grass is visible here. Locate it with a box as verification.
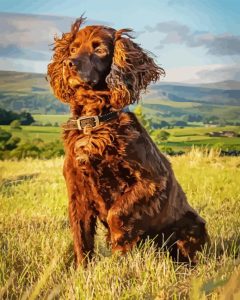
[0,173,39,188]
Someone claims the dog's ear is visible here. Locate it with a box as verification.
[47,16,86,103]
[106,29,165,109]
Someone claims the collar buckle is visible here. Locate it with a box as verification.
[76,115,100,130]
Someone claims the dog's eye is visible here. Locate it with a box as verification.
[94,47,108,56]
[70,47,76,54]
[92,41,101,49]
[95,47,105,54]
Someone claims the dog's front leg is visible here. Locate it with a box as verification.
[107,203,140,254]
[64,159,96,267]
[68,196,85,266]
[68,197,96,267]
[107,178,159,254]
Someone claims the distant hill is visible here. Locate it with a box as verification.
[199,80,240,90]
[0,70,69,114]
[0,70,240,122]
[148,81,240,106]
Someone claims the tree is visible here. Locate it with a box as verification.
[203,115,220,124]
[10,120,22,130]
[134,105,153,133]
[0,128,12,144]
[19,112,35,125]
[44,122,52,127]
[174,121,188,127]
[0,128,21,157]
[0,108,35,125]
[155,130,170,142]
[183,114,203,122]
[0,108,18,125]
[152,120,170,129]
[0,128,12,151]
[161,146,174,155]
[4,137,21,150]
[10,143,40,159]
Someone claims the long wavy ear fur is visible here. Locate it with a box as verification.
[106,29,165,109]
[47,16,86,102]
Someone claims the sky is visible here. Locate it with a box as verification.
[0,0,239,83]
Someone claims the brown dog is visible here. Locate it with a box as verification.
[47,16,209,267]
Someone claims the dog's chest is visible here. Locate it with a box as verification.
[64,112,137,163]
[78,152,137,213]
[64,113,141,214]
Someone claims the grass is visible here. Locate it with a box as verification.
[0,148,240,299]
[163,126,240,137]
[154,126,240,151]
[32,114,69,125]
[143,98,201,108]
[161,126,240,136]
[141,100,240,123]
[1,124,240,151]
[159,138,240,152]
[1,125,61,142]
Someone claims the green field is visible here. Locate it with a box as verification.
[0,150,239,299]
[152,125,240,151]
[1,123,240,152]
[141,98,240,124]
[143,98,201,108]
[160,125,240,136]
[33,114,69,125]
[1,125,61,142]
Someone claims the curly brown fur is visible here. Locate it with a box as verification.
[47,17,209,267]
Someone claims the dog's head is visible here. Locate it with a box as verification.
[47,16,165,109]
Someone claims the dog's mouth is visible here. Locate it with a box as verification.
[67,70,99,90]
[68,76,92,90]
[63,63,108,91]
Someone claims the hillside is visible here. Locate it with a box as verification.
[0,70,69,114]
[199,80,240,90]
[0,70,240,122]
[149,81,240,105]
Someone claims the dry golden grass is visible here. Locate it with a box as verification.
[0,149,240,299]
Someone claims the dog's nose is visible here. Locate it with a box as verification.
[80,74,96,85]
[63,59,78,69]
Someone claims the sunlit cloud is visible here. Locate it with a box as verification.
[146,21,240,56]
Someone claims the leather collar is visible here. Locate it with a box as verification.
[62,110,124,132]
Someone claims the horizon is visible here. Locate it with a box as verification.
[0,1,239,84]
[1,69,239,87]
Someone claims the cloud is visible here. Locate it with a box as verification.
[196,64,240,82]
[0,12,110,63]
[0,58,48,73]
[0,44,50,61]
[146,21,240,56]
[163,63,240,83]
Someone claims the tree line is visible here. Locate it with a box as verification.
[0,127,64,160]
[0,108,35,125]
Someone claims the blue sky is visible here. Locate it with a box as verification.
[0,0,239,83]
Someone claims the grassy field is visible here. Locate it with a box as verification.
[32,114,69,125]
[1,123,240,152]
[141,97,240,123]
[1,125,61,142]
[152,126,240,151]
[143,98,201,108]
[0,149,240,299]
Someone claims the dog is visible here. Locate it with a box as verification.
[47,16,209,267]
